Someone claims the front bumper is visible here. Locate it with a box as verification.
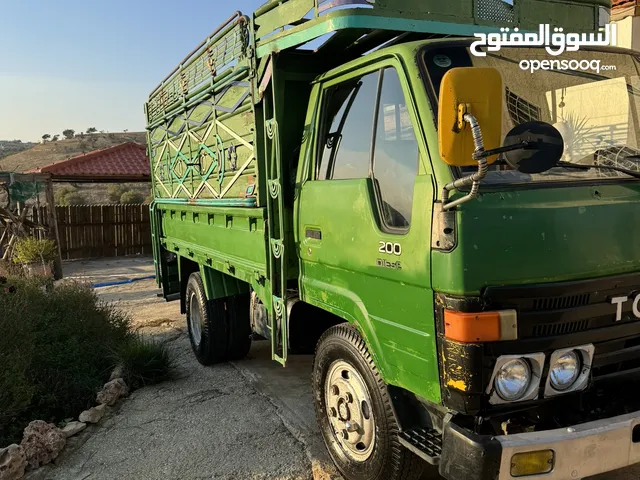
[440,411,640,480]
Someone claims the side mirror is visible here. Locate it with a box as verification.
[503,121,564,174]
[438,67,503,167]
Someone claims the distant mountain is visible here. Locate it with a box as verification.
[0,140,38,161]
[0,132,147,173]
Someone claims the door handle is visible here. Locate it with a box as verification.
[305,229,322,240]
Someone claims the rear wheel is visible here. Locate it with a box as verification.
[185,273,228,365]
[312,324,425,480]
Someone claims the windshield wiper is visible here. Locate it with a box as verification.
[557,161,640,179]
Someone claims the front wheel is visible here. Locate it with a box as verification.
[312,324,425,480]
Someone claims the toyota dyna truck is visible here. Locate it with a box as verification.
[145,0,640,478]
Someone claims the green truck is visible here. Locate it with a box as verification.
[146,1,640,478]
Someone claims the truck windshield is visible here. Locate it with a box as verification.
[423,45,640,185]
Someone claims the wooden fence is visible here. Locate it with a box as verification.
[24,204,152,260]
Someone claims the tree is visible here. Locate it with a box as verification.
[62,129,75,139]
[51,135,59,142]
[86,127,97,134]
[41,134,51,142]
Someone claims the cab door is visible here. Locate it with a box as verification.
[295,60,441,402]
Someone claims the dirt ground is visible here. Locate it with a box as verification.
[39,257,640,480]
[40,257,337,480]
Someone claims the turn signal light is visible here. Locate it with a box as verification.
[510,450,555,477]
[444,310,517,343]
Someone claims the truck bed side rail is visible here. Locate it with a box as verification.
[146,12,250,126]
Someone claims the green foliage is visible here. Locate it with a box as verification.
[51,135,59,142]
[62,129,75,139]
[42,134,50,141]
[86,127,97,134]
[120,190,145,204]
[118,336,173,390]
[12,238,57,264]
[54,186,86,206]
[108,185,126,203]
[0,278,173,446]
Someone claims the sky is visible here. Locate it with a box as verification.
[0,0,263,142]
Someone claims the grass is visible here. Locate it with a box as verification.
[0,277,172,446]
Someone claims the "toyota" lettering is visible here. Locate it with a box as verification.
[610,295,640,322]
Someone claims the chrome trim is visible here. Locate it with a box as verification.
[486,353,545,405]
[544,344,595,398]
[497,410,640,480]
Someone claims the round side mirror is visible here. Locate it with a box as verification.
[503,121,565,174]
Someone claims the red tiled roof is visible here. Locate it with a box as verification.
[613,0,638,9]
[27,142,150,181]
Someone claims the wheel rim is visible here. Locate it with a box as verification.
[189,292,202,346]
[325,360,376,462]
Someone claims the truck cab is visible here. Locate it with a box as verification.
[146,1,640,479]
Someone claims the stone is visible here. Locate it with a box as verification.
[108,364,124,381]
[20,420,65,470]
[0,444,27,480]
[78,404,106,424]
[96,378,129,406]
[61,422,86,438]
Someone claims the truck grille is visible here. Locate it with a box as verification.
[482,272,640,339]
[532,293,591,311]
[532,319,591,337]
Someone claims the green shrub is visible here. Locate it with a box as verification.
[117,336,173,390]
[120,190,144,204]
[107,185,126,204]
[54,186,86,206]
[12,238,57,264]
[0,278,173,446]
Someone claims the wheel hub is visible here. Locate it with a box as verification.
[325,360,376,462]
[188,292,202,346]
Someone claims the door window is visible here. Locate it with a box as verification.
[316,67,419,231]
[373,69,420,229]
[317,72,379,180]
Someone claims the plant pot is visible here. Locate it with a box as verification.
[24,262,53,278]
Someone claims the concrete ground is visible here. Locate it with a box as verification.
[40,257,639,480]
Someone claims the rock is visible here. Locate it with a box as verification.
[96,378,129,406]
[78,404,106,424]
[0,444,27,480]
[61,421,86,438]
[108,364,124,381]
[20,420,65,470]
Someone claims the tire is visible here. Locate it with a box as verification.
[225,294,252,360]
[185,273,228,365]
[312,324,425,480]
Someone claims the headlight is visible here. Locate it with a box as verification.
[495,358,531,401]
[487,353,545,405]
[544,344,595,398]
[549,351,580,391]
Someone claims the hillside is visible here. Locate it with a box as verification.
[0,140,38,160]
[0,132,147,173]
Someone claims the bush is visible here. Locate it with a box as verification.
[107,185,126,204]
[120,190,144,204]
[0,278,172,446]
[54,186,86,206]
[12,238,57,264]
[118,336,173,390]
